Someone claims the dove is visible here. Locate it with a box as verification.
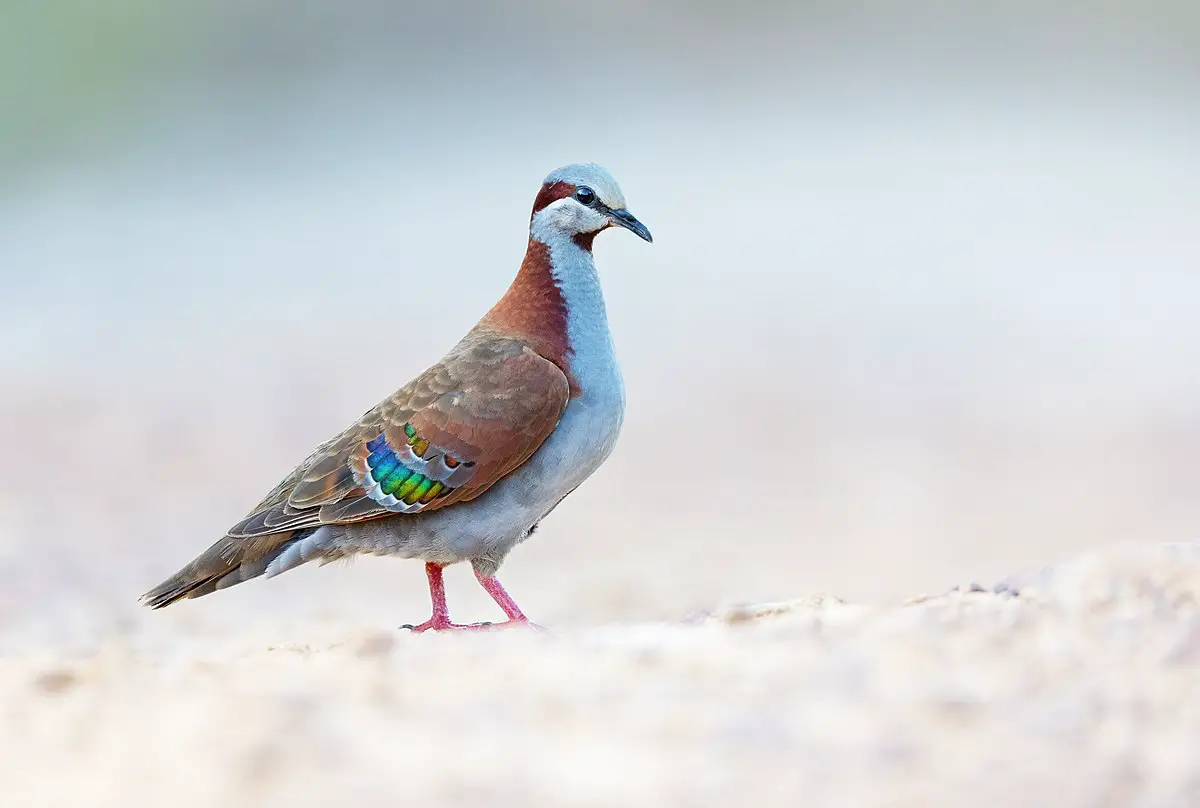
[143,163,652,631]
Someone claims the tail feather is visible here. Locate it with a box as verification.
[141,527,333,609]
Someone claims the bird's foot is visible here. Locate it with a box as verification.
[401,617,489,633]
[477,618,547,632]
[400,617,545,633]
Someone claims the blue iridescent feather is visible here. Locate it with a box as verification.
[372,454,399,480]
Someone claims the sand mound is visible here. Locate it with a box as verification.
[3,541,1199,807]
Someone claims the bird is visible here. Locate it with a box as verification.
[142,162,652,631]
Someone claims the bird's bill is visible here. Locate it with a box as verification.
[608,209,653,242]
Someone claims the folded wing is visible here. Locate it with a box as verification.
[228,336,570,539]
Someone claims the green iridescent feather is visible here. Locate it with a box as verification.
[405,478,434,505]
[394,474,425,501]
[380,466,413,495]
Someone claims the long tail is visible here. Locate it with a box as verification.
[141,526,334,609]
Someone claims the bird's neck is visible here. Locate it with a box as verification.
[483,227,612,395]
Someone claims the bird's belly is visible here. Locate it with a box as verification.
[508,391,626,514]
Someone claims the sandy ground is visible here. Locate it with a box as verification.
[3,537,1198,807]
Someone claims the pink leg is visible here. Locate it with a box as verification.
[473,568,544,630]
[402,563,493,633]
[474,570,527,621]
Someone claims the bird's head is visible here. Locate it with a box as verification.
[530,163,652,246]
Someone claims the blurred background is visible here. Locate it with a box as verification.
[3,0,1200,646]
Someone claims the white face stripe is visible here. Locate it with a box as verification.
[543,163,627,211]
[533,198,610,237]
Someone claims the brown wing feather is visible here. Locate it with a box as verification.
[226,334,569,539]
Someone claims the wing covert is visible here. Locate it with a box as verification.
[227,337,570,538]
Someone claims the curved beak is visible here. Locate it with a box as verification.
[608,209,653,243]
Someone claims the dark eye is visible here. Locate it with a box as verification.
[574,186,596,206]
